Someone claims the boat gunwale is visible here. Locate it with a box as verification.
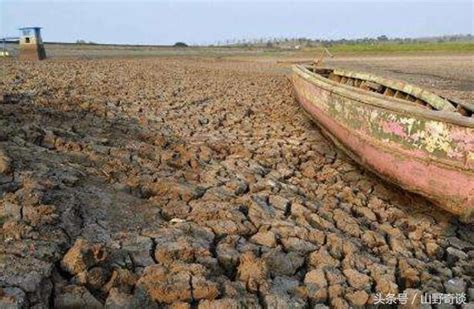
[293,65,474,128]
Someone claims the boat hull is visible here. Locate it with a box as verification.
[291,66,474,222]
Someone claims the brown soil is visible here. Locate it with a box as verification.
[0,55,472,308]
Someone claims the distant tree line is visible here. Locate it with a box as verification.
[73,34,472,48]
[75,40,189,47]
[208,34,473,48]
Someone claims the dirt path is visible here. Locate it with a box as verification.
[0,57,472,308]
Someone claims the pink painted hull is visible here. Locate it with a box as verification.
[291,66,474,222]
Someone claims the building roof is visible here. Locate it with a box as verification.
[18,27,42,30]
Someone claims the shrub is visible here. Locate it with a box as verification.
[173,42,188,47]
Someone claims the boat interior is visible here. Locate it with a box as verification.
[308,66,473,117]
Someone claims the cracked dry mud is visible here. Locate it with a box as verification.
[0,57,473,308]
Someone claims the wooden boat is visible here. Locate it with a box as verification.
[291,65,474,222]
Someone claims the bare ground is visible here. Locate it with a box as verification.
[0,54,473,308]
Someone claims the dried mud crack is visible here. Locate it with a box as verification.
[0,58,473,308]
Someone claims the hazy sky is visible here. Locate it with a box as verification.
[1,0,472,45]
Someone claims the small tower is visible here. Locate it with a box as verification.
[19,27,46,60]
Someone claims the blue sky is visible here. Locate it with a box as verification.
[1,0,472,45]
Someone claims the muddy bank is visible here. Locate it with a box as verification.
[0,58,472,308]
